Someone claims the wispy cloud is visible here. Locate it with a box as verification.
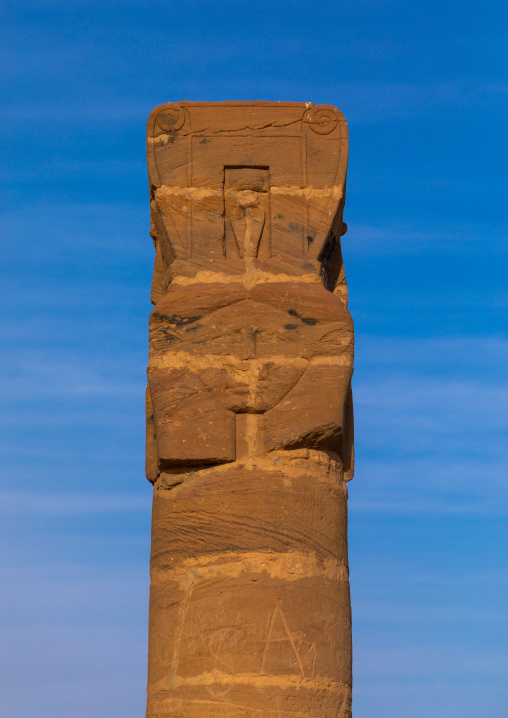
[346,221,508,256]
[0,561,148,718]
[0,490,150,516]
[0,352,144,402]
[351,335,508,514]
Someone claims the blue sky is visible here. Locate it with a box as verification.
[1,1,507,716]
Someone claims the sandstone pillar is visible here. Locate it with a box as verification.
[145,101,354,718]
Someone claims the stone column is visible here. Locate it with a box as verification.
[145,101,354,718]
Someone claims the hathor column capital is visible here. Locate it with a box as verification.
[145,101,354,718]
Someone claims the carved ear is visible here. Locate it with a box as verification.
[152,192,188,261]
[149,205,177,301]
[148,367,236,467]
[261,365,353,456]
[318,228,345,292]
[150,240,165,305]
[343,381,354,482]
[145,385,158,484]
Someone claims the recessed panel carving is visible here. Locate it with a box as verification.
[224,167,270,260]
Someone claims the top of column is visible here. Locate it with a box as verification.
[147,101,348,294]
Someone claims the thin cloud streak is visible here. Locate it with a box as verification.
[350,335,508,514]
[0,490,150,515]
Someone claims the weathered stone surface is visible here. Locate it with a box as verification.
[145,101,354,717]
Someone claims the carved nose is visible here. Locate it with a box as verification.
[239,327,258,360]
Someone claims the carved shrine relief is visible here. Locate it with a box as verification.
[147,102,349,301]
[224,167,270,261]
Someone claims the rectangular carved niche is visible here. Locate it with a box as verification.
[224,166,271,260]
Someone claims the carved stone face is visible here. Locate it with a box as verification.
[147,280,354,475]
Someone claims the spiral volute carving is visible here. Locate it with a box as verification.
[304,105,339,135]
[156,103,186,132]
